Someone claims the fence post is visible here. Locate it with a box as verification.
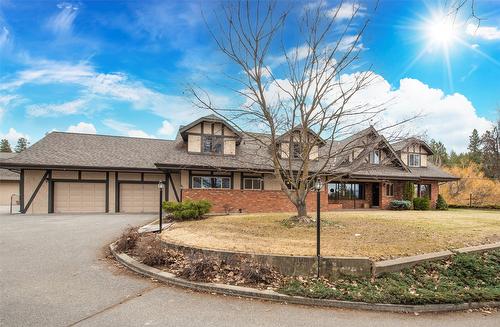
[469,193,472,207]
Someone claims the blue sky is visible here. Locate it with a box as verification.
[0,0,499,152]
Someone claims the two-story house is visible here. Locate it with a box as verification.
[0,115,458,214]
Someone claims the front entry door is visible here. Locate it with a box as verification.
[371,183,380,207]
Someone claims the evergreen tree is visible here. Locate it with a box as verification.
[481,120,500,179]
[468,129,482,164]
[429,139,448,166]
[14,137,29,153]
[0,139,12,152]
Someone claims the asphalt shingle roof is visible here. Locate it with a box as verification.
[0,128,458,181]
[0,132,173,170]
[0,153,20,180]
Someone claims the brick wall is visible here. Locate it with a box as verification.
[183,189,341,214]
[183,180,440,213]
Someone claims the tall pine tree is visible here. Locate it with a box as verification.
[14,137,29,153]
[480,120,500,179]
[467,129,481,164]
[429,139,448,166]
[0,139,12,152]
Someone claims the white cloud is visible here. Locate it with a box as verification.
[466,23,500,41]
[343,73,493,152]
[158,120,176,136]
[103,119,156,138]
[0,58,206,123]
[248,70,492,152]
[0,94,19,122]
[0,26,10,48]
[26,98,87,117]
[66,122,96,134]
[46,2,79,35]
[327,2,366,20]
[0,128,29,145]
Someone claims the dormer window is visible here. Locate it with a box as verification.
[369,150,380,164]
[408,153,421,167]
[202,136,223,155]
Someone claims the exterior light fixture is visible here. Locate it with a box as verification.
[158,181,165,232]
[314,177,323,278]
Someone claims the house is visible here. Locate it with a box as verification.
[0,153,19,206]
[0,115,458,214]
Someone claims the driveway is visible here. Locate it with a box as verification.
[0,213,498,327]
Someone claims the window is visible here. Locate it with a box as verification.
[202,136,223,154]
[385,183,394,196]
[192,176,231,189]
[243,178,263,190]
[408,153,421,167]
[369,150,380,164]
[292,143,301,159]
[328,183,364,202]
[414,183,431,198]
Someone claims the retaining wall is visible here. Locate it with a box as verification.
[161,238,500,278]
[161,240,372,277]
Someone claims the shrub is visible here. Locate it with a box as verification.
[389,200,412,210]
[436,194,448,210]
[114,227,140,253]
[134,235,173,266]
[240,261,274,285]
[402,182,415,201]
[163,200,212,221]
[179,255,220,281]
[413,197,430,210]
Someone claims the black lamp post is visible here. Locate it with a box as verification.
[158,181,165,233]
[314,177,323,278]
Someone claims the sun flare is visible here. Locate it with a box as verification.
[426,18,457,46]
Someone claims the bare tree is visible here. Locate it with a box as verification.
[189,0,414,223]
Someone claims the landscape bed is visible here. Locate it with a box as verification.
[161,209,500,260]
[114,228,500,305]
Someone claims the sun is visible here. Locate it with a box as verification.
[424,13,459,48]
[426,17,457,46]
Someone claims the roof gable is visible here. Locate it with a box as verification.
[178,114,242,144]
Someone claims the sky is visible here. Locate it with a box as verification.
[0,0,499,153]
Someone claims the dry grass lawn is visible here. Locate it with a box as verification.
[161,209,500,260]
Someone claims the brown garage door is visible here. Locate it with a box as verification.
[54,182,106,213]
[120,183,159,213]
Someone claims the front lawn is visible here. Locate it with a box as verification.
[161,209,500,259]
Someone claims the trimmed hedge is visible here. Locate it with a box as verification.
[413,197,430,210]
[389,200,412,210]
[163,200,212,221]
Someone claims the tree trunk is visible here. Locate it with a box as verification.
[287,198,314,225]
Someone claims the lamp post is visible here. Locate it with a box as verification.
[314,177,323,278]
[158,181,165,233]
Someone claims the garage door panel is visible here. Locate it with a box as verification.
[54,182,106,213]
[120,183,159,213]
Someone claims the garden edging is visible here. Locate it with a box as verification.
[110,243,500,313]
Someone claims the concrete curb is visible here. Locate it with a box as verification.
[110,243,499,313]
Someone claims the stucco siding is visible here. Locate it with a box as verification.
[263,174,281,190]
[224,139,236,155]
[24,170,49,214]
[0,181,18,205]
[188,135,201,152]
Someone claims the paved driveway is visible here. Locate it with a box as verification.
[0,212,498,327]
